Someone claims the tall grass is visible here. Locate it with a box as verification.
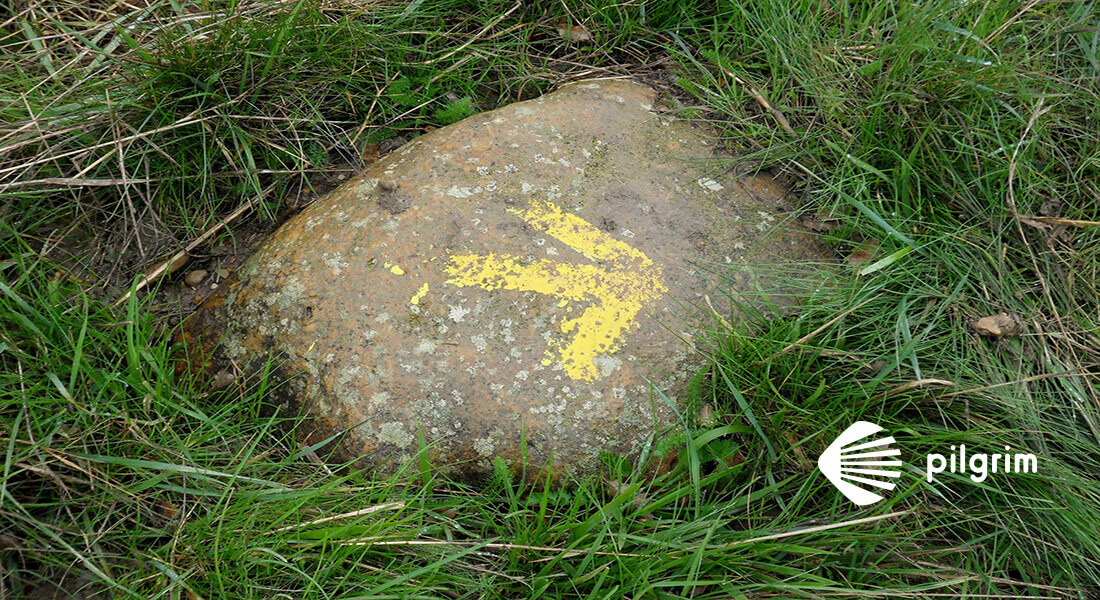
[2,0,1098,597]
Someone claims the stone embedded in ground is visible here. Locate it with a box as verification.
[180,79,827,482]
[973,313,1024,338]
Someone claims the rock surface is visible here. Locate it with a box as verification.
[973,313,1024,338]
[181,79,827,481]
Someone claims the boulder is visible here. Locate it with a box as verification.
[180,79,826,481]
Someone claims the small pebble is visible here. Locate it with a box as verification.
[378,179,399,191]
[185,269,208,287]
[974,313,1024,338]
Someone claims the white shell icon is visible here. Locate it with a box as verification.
[818,421,903,506]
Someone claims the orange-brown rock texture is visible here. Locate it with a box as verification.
[181,79,827,482]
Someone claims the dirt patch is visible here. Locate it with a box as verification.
[38,160,405,330]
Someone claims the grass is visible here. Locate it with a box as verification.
[2,0,1099,598]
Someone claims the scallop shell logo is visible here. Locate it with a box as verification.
[818,421,903,506]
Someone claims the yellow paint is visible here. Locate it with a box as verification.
[410,283,430,305]
[384,262,405,275]
[444,199,667,382]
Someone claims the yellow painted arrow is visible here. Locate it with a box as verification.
[443,199,667,382]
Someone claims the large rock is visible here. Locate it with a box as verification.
[181,79,825,481]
